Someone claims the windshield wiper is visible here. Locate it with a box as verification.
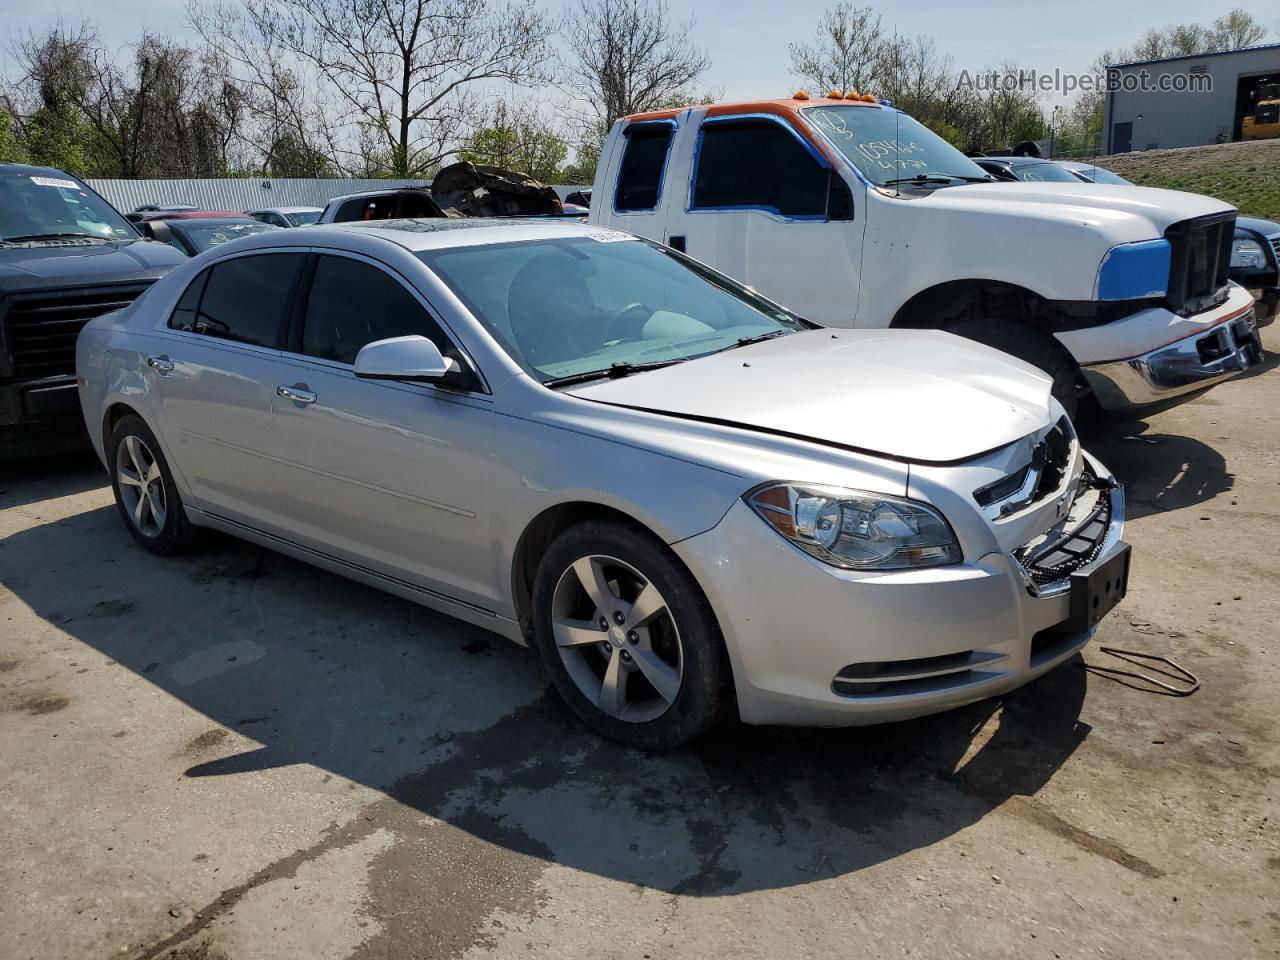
[882,174,993,187]
[1,231,111,243]
[731,330,790,349]
[543,358,686,388]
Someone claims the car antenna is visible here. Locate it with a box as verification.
[894,28,901,198]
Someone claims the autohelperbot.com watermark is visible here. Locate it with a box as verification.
[957,68,1213,98]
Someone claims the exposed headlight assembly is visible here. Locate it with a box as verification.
[1230,238,1266,269]
[746,483,962,570]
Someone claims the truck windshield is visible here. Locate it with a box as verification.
[801,105,989,187]
[419,234,809,384]
[0,172,136,242]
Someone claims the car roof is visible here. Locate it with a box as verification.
[0,163,93,180]
[251,206,324,214]
[140,210,252,221]
[221,217,629,255]
[981,156,1052,166]
[322,187,430,207]
[623,94,884,125]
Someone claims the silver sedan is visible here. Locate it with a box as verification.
[76,220,1130,749]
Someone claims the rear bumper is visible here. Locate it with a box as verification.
[1078,302,1262,412]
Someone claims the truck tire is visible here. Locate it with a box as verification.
[530,519,734,751]
[945,318,1080,420]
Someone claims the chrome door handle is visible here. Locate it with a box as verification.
[277,384,318,404]
[146,354,174,373]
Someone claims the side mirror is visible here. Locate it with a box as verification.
[353,335,459,382]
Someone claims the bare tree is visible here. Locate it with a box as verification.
[564,0,710,129]
[192,0,556,178]
[788,4,890,95]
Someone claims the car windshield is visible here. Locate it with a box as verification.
[177,221,280,252]
[0,172,136,242]
[1072,165,1131,185]
[1010,162,1084,183]
[801,105,989,187]
[419,234,809,383]
[288,211,321,226]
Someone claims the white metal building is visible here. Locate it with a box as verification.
[1103,43,1280,153]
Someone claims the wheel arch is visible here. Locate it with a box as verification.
[510,501,671,641]
[890,278,1062,335]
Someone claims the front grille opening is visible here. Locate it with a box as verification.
[1,283,152,380]
[974,416,1076,518]
[1016,469,1111,587]
[1165,213,1234,315]
[1029,627,1087,667]
[832,650,1007,698]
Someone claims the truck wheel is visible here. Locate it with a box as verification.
[108,414,198,555]
[945,318,1080,419]
[530,520,734,751]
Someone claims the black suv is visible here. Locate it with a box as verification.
[0,164,186,457]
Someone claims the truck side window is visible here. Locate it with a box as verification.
[614,124,674,212]
[693,120,833,219]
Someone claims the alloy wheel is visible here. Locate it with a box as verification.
[550,554,683,723]
[116,434,167,538]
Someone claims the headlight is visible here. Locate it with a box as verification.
[1231,238,1266,269]
[745,483,962,570]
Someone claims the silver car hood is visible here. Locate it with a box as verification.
[567,328,1055,464]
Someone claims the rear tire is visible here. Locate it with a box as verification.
[531,520,733,751]
[945,318,1080,420]
[108,414,198,556]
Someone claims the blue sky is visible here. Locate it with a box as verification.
[4,0,1276,109]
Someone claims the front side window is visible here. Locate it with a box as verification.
[803,105,990,187]
[287,210,321,226]
[187,253,303,347]
[691,120,831,218]
[419,235,809,383]
[301,255,448,365]
[614,124,673,212]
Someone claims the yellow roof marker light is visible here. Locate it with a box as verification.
[828,90,844,100]
[793,90,810,100]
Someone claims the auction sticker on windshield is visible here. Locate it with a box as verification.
[30,176,81,189]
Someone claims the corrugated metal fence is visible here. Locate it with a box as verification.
[85,177,583,213]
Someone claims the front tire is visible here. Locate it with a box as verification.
[531,520,733,750]
[108,414,197,555]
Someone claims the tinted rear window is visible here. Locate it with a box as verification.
[614,125,673,212]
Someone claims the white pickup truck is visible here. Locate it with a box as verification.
[588,94,1263,416]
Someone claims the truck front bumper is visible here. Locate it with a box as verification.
[0,375,90,459]
[1061,285,1263,413]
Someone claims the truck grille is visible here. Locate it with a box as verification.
[0,284,152,379]
[1165,213,1234,315]
[1269,234,1280,265]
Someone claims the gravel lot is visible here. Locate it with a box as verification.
[2,327,1278,960]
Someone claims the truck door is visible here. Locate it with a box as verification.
[658,114,861,326]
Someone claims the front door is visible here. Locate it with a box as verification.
[660,114,861,326]
[268,252,496,610]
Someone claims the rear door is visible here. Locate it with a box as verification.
[147,251,304,531]
[267,251,497,610]
[660,115,861,324]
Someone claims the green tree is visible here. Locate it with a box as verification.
[458,102,568,182]
[0,111,29,164]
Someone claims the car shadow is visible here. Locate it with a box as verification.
[3,503,1093,897]
[1078,417,1232,521]
[1,449,106,508]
